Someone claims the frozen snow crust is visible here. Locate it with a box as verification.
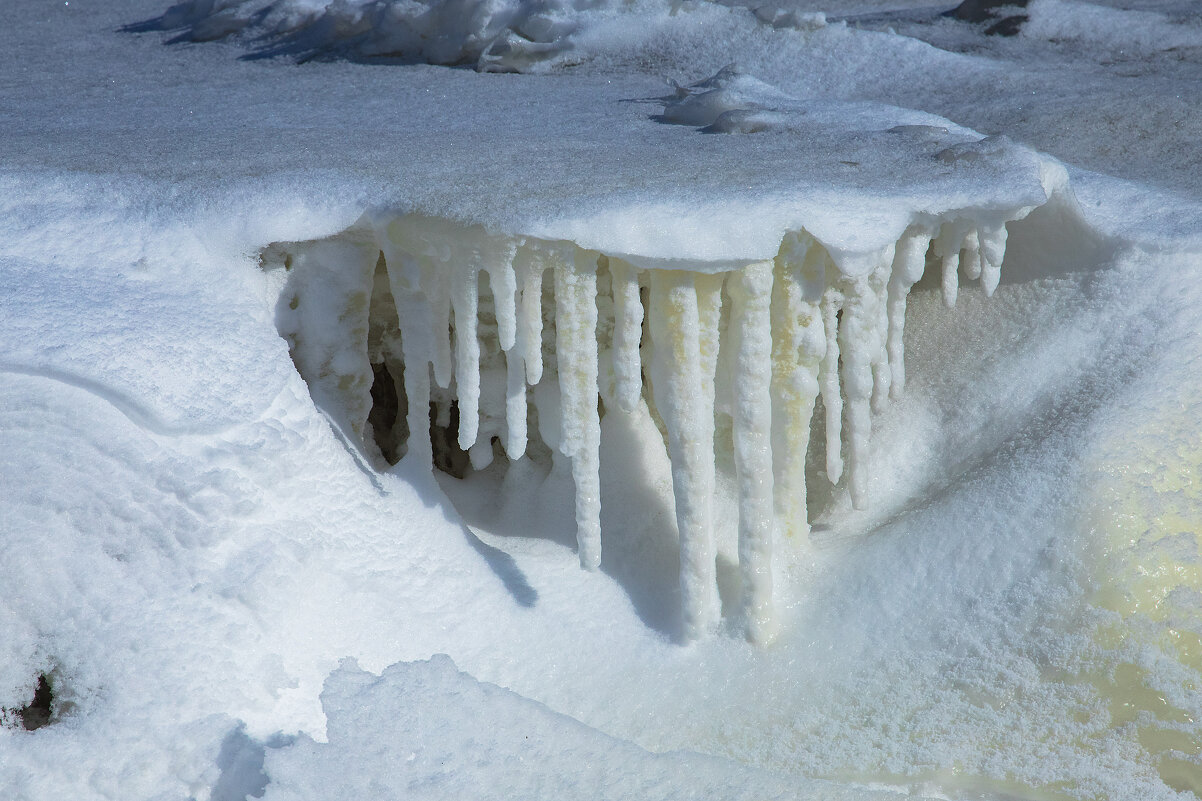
[4,0,1202,799]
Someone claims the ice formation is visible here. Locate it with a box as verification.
[272,199,1034,643]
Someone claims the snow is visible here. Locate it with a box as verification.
[2,0,1202,799]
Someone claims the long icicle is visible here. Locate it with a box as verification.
[935,221,967,308]
[517,247,546,385]
[770,236,824,539]
[729,260,776,644]
[820,287,844,484]
[696,272,724,430]
[980,224,1008,297]
[869,250,895,414]
[451,260,481,451]
[555,249,601,570]
[887,228,933,399]
[649,269,719,641]
[378,244,435,470]
[839,278,876,511]
[609,258,644,413]
[961,228,983,281]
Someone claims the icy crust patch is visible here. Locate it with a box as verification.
[262,656,904,801]
[270,182,1042,642]
[129,0,649,70]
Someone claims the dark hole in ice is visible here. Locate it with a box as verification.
[368,362,404,465]
[18,674,53,731]
[946,0,1028,35]
[430,399,471,479]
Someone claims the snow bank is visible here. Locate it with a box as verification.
[4,0,1202,798]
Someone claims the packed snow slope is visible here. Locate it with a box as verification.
[1,1,1201,800]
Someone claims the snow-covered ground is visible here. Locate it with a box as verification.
[2,0,1200,799]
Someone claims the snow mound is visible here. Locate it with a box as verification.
[262,655,910,801]
[127,0,650,70]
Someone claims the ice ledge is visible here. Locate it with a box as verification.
[267,165,1075,644]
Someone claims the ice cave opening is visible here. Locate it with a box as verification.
[264,188,1098,645]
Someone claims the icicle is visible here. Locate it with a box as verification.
[770,236,824,539]
[451,261,480,451]
[378,244,435,469]
[609,258,644,413]
[934,221,968,308]
[487,248,519,352]
[868,250,894,414]
[886,228,933,399]
[820,287,844,484]
[505,347,527,459]
[729,260,776,644]
[979,224,1008,297]
[838,280,875,511]
[516,247,545,385]
[649,269,719,641]
[555,249,601,570]
[961,228,983,281]
[696,273,724,427]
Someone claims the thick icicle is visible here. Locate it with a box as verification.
[979,224,1008,297]
[729,260,776,644]
[886,228,933,399]
[696,273,724,428]
[868,251,894,414]
[820,287,844,484]
[649,269,719,641]
[377,245,435,469]
[934,221,968,308]
[488,250,519,352]
[609,258,644,413]
[516,247,546,385]
[451,262,481,451]
[555,249,602,570]
[838,279,876,511]
[961,229,983,281]
[770,236,824,539]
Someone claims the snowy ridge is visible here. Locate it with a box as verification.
[128,0,647,70]
[272,195,1038,643]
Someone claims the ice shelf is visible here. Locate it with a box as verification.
[269,188,1041,643]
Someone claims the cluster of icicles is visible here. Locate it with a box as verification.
[273,210,1023,644]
